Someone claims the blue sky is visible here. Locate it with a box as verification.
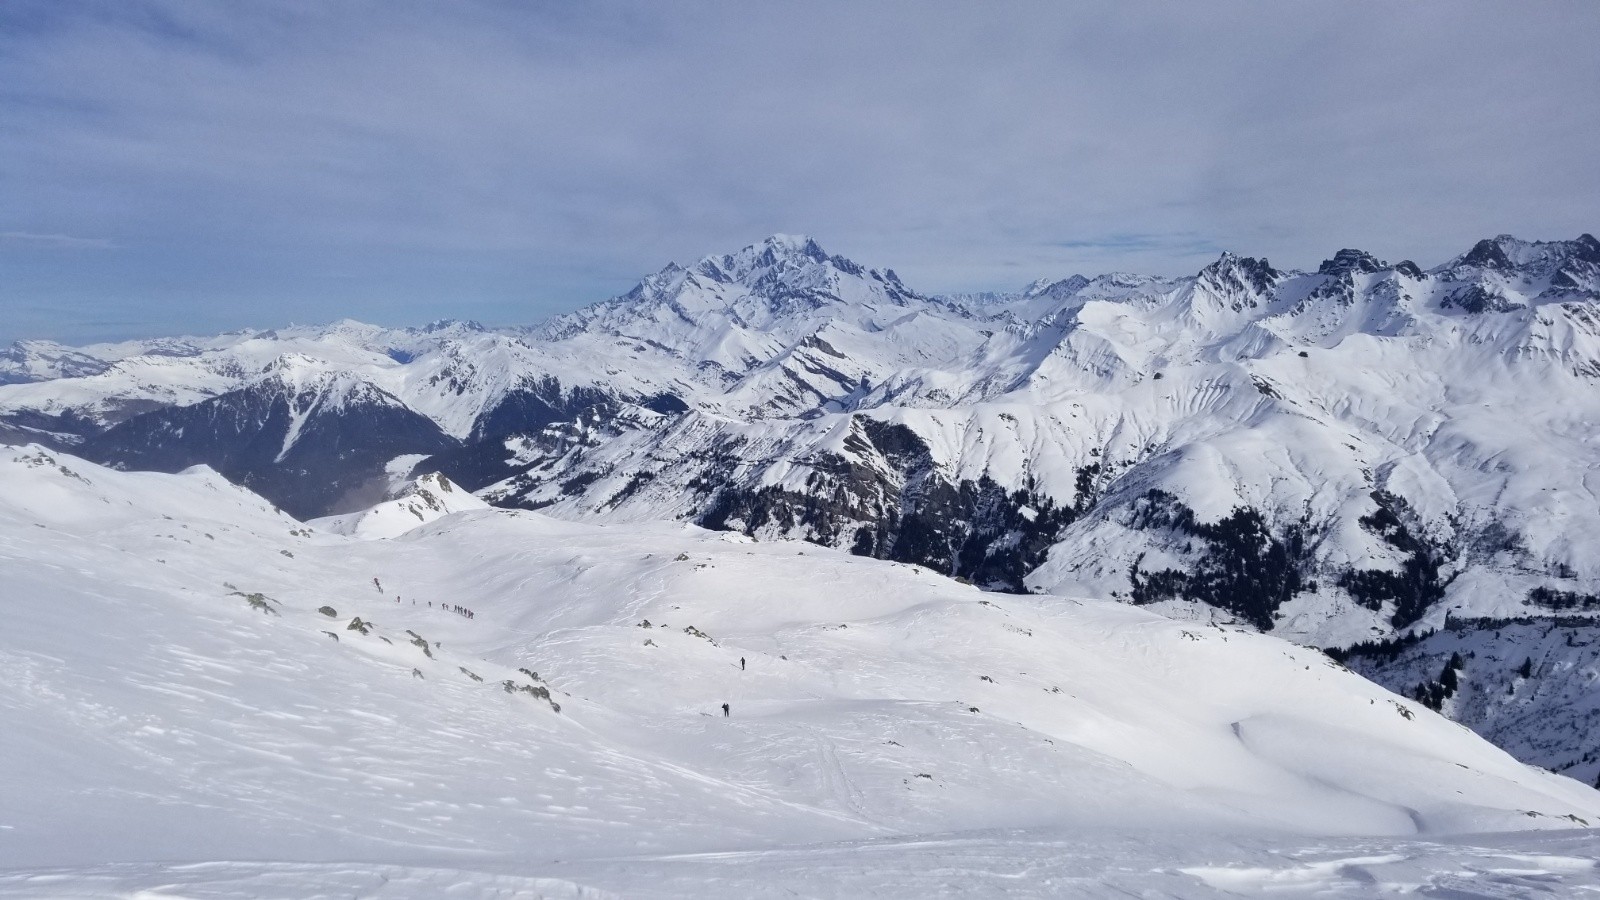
[3,1,1597,344]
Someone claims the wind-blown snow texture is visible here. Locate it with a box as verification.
[6,232,1600,783]
[3,447,1600,896]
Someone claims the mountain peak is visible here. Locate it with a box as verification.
[542,234,919,341]
[420,318,486,335]
[701,234,833,280]
[1441,234,1600,278]
[675,234,913,307]
[1318,248,1388,277]
[1199,252,1280,295]
[1577,233,1600,262]
[1023,274,1092,299]
[309,469,489,539]
[762,232,827,258]
[1458,237,1516,271]
[256,355,393,409]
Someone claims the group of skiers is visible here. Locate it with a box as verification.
[374,578,475,619]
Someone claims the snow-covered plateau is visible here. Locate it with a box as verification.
[4,447,1600,897]
[6,232,1600,893]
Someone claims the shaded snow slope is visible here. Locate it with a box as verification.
[2,447,1600,898]
[1339,615,1600,787]
[74,365,459,518]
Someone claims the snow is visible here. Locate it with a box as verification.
[311,472,489,539]
[3,446,1600,895]
[6,831,1600,898]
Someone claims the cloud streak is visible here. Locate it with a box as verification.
[1,0,1597,342]
[0,231,115,249]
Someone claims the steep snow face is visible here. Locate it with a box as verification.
[3,448,1600,895]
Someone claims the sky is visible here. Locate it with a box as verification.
[3,1,1598,344]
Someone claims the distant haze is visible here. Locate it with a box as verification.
[3,1,1597,344]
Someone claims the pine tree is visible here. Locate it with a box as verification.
[1518,657,1534,679]
[1440,664,1458,696]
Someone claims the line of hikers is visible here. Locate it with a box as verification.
[421,599,476,619]
[376,579,475,619]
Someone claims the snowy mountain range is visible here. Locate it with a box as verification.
[5,231,1600,787]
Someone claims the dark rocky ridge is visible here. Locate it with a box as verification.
[79,377,458,519]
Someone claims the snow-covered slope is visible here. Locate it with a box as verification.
[4,446,1600,896]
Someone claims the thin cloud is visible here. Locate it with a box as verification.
[0,231,116,249]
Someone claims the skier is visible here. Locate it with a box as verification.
[721,703,730,717]
[740,657,745,671]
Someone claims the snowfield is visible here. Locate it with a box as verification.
[3,446,1600,896]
